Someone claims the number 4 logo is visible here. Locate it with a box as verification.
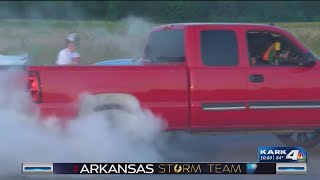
[286,150,299,160]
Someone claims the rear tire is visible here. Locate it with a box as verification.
[275,130,320,149]
[93,103,167,161]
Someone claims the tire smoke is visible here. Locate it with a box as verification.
[0,69,167,175]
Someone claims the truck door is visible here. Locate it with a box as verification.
[246,28,320,129]
[189,26,248,130]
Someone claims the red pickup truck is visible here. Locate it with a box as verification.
[26,23,320,149]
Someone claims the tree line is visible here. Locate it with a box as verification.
[0,1,319,22]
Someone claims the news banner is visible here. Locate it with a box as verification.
[22,147,307,175]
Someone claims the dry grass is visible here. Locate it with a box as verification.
[0,19,319,65]
[276,22,320,56]
[0,18,155,65]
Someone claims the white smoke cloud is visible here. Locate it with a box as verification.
[0,69,167,176]
[71,16,156,64]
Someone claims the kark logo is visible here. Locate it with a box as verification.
[260,150,287,154]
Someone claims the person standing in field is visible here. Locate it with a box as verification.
[56,33,81,65]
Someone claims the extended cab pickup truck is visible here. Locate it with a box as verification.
[26,23,320,148]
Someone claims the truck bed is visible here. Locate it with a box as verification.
[27,64,190,130]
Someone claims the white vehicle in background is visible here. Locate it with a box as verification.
[0,39,30,65]
[0,53,29,65]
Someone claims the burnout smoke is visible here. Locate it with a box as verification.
[75,16,155,63]
[0,69,167,175]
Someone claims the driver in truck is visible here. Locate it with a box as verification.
[262,37,282,65]
[56,33,81,65]
[249,33,305,66]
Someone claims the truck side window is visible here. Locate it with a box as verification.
[200,30,238,66]
[144,30,185,63]
[247,31,306,66]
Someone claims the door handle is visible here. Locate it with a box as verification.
[249,74,264,83]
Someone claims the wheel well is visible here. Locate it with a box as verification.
[93,104,125,112]
[78,93,141,116]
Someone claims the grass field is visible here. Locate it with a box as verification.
[0,17,155,65]
[0,18,319,65]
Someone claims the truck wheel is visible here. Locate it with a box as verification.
[275,130,320,149]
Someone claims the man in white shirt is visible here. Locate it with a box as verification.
[56,33,81,65]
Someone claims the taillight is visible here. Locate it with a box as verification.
[28,71,42,103]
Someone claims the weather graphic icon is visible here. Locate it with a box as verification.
[246,163,257,174]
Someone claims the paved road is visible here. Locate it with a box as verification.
[3,133,319,180]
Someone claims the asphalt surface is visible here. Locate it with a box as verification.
[2,133,320,180]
